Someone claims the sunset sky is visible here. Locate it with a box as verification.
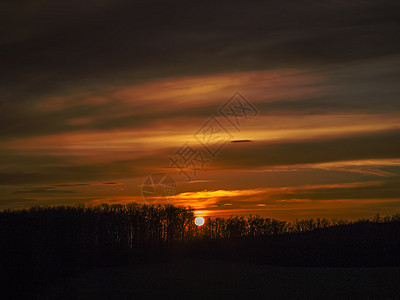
[1,0,400,220]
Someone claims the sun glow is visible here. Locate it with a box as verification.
[195,216,205,226]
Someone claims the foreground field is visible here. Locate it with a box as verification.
[41,259,400,299]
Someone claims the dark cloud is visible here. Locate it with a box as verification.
[13,188,75,194]
[1,0,400,102]
[231,140,253,143]
[0,92,218,139]
[0,173,46,185]
[0,150,165,186]
[270,179,400,201]
[215,129,400,168]
[53,183,91,187]
[0,1,399,141]
[0,128,398,187]
[1,0,399,214]
[0,198,38,209]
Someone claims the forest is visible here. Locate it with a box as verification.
[1,204,400,297]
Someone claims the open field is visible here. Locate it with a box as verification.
[41,259,400,299]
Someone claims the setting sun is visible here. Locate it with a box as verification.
[195,216,205,226]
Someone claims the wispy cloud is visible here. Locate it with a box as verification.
[1,0,399,219]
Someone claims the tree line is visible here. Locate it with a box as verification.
[1,203,400,298]
[1,203,400,250]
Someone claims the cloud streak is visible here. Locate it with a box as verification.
[1,0,399,219]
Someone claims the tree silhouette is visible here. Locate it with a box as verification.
[1,204,400,298]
